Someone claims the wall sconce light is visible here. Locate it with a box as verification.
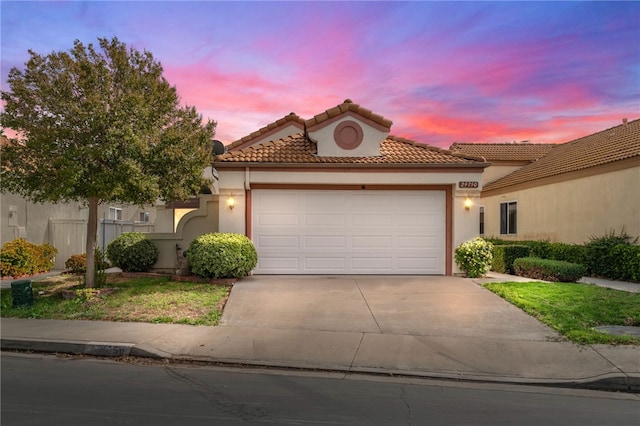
[227,195,236,210]
[464,197,473,211]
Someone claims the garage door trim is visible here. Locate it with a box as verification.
[246,184,452,275]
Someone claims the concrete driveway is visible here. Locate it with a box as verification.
[220,275,559,342]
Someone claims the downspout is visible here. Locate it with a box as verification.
[245,167,251,238]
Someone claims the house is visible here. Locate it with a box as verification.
[206,99,489,275]
[449,142,556,186]
[459,118,640,244]
[149,99,490,275]
[1,135,156,269]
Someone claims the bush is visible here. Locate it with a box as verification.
[106,232,158,272]
[0,238,57,277]
[584,229,637,279]
[513,257,587,282]
[454,237,493,278]
[546,242,587,265]
[187,233,257,279]
[609,244,640,282]
[65,252,110,274]
[491,245,530,274]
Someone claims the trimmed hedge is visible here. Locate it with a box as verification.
[0,238,57,277]
[106,232,158,272]
[491,245,530,274]
[608,244,640,282]
[187,233,257,279]
[513,257,587,283]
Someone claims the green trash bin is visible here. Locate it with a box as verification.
[11,279,34,307]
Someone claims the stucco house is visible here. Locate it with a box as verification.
[453,118,640,244]
[152,100,489,275]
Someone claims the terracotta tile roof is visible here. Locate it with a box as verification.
[305,99,392,130]
[226,112,306,151]
[449,142,556,162]
[214,134,486,167]
[483,118,640,193]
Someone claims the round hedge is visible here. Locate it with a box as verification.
[106,232,158,272]
[187,233,257,279]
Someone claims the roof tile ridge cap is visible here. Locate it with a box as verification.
[228,112,305,147]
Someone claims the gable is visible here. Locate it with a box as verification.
[305,99,391,157]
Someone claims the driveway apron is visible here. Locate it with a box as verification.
[220,275,559,341]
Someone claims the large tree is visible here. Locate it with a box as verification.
[1,37,216,287]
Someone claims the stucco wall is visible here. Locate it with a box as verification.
[146,195,219,273]
[480,166,640,244]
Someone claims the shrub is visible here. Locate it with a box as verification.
[584,229,637,278]
[546,242,587,265]
[454,237,493,278]
[106,232,158,272]
[513,257,587,282]
[65,252,110,274]
[609,244,640,282]
[187,233,257,279]
[0,238,57,277]
[491,245,530,274]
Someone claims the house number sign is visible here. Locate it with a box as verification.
[458,181,479,189]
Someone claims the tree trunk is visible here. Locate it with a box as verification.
[85,197,99,288]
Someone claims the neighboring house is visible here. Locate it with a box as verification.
[1,136,156,269]
[463,118,639,244]
[209,99,489,275]
[449,142,556,186]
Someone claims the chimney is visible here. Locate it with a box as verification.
[622,118,628,129]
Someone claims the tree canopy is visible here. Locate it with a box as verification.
[1,37,216,286]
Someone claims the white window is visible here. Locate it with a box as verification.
[109,207,122,221]
[139,211,150,222]
[500,201,517,235]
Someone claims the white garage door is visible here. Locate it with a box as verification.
[252,189,445,274]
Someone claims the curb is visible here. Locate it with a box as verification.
[2,338,636,393]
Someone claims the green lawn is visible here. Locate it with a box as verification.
[1,274,230,326]
[484,281,640,345]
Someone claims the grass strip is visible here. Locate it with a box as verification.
[484,281,640,345]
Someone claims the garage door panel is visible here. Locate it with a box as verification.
[306,193,348,209]
[304,214,346,226]
[352,257,393,271]
[352,235,393,248]
[352,214,393,226]
[252,189,445,274]
[258,214,299,226]
[304,235,346,248]
[258,192,300,210]
[304,257,347,271]
[258,235,300,248]
[397,235,436,249]
[258,257,300,271]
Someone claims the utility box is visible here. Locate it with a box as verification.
[11,280,34,308]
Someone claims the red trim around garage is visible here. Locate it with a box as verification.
[244,184,454,275]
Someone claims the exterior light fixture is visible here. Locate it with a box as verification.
[464,197,473,211]
[227,195,236,210]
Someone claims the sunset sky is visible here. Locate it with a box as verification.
[2,1,639,148]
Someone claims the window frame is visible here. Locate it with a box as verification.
[499,201,517,235]
[109,207,123,221]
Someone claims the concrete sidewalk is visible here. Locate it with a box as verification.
[1,275,639,392]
